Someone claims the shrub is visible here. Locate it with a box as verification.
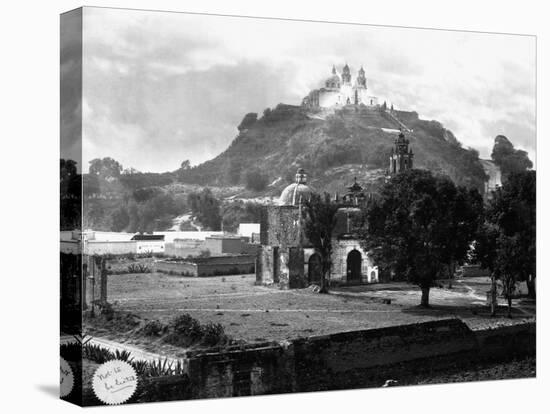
[201,322,229,347]
[163,313,230,348]
[164,314,203,346]
[141,320,166,337]
[127,263,151,273]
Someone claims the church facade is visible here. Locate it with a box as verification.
[302,64,379,109]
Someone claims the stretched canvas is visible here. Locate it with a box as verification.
[60,6,536,406]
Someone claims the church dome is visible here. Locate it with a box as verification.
[325,65,341,88]
[279,168,314,206]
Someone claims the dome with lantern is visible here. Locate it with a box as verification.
[325,65,342,89]
[278,168,315,206]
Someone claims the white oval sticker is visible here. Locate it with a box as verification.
[92,360,138,405]
[60,357,74,397]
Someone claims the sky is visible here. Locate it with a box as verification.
[61,7,536,173]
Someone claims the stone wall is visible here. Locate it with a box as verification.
[155,255,255,277]
[165,239,205,257]
[182,319,535,399]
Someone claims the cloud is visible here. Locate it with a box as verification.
[60,9,83,170]
[76,7,536,172]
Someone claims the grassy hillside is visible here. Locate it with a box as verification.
[179,104,487,195]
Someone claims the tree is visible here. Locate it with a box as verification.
[122,167,141,175]
[228,159,242,185]
[359,169,480,307]
[302,193,340,293]
[440,186,483,288]
[222,201,262,233]
[491,135,533,180]
[89,157,123,180]
[180,160,191,170]
[245,169,269,192]
[187,188,222,231]
[111,206,129,232]
[475,171,536,315]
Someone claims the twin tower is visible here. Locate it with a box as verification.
[302,64,379,109]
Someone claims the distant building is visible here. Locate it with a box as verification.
[131,234,165,254]
[388,130,414,175]
[204,235,244,255]
[238,223,261,242]
[153,231,223,243]
[480,159,502,200]
[302,64,379,109]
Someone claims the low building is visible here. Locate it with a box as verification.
[204,235,244,255]
[85,240,137,255]
[131,234,165,254]
[165,238,206,257]
[238,223,261,241]
[153,231,223,243]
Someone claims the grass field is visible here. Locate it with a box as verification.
[96,272,535,345]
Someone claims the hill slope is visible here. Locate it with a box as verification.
[180,104,488,196]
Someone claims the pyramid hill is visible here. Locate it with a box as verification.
[179,103,488,196]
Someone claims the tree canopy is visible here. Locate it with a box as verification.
[188,188,222,231]
[474,170,536,312]
[89,157,123,179]
[359,169,482,306]
[491,135,533,180]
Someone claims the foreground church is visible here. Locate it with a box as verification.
[255,168,379,289]
[302,64,379,109]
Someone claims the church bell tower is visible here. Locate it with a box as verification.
[389,131,414,174]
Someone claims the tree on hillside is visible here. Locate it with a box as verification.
[491,135,532,180]
[180,160,191,170]
[228,159,242,185]
[302,193,340,293]
[122,167,141,175]
[245,169,269,192]
[125,193,185,233]
[111,206,130,232]
[89,157,123,180]
[474,171,536,315]
[222,201,263,233]
[188,188,222,231]
[359,169,481,307]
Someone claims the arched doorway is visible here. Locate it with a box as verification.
[347,250,362,282]
[308,253,322,284]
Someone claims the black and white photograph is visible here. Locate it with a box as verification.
[57,5,539,407]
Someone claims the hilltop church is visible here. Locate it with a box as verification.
[302,64,379,109]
